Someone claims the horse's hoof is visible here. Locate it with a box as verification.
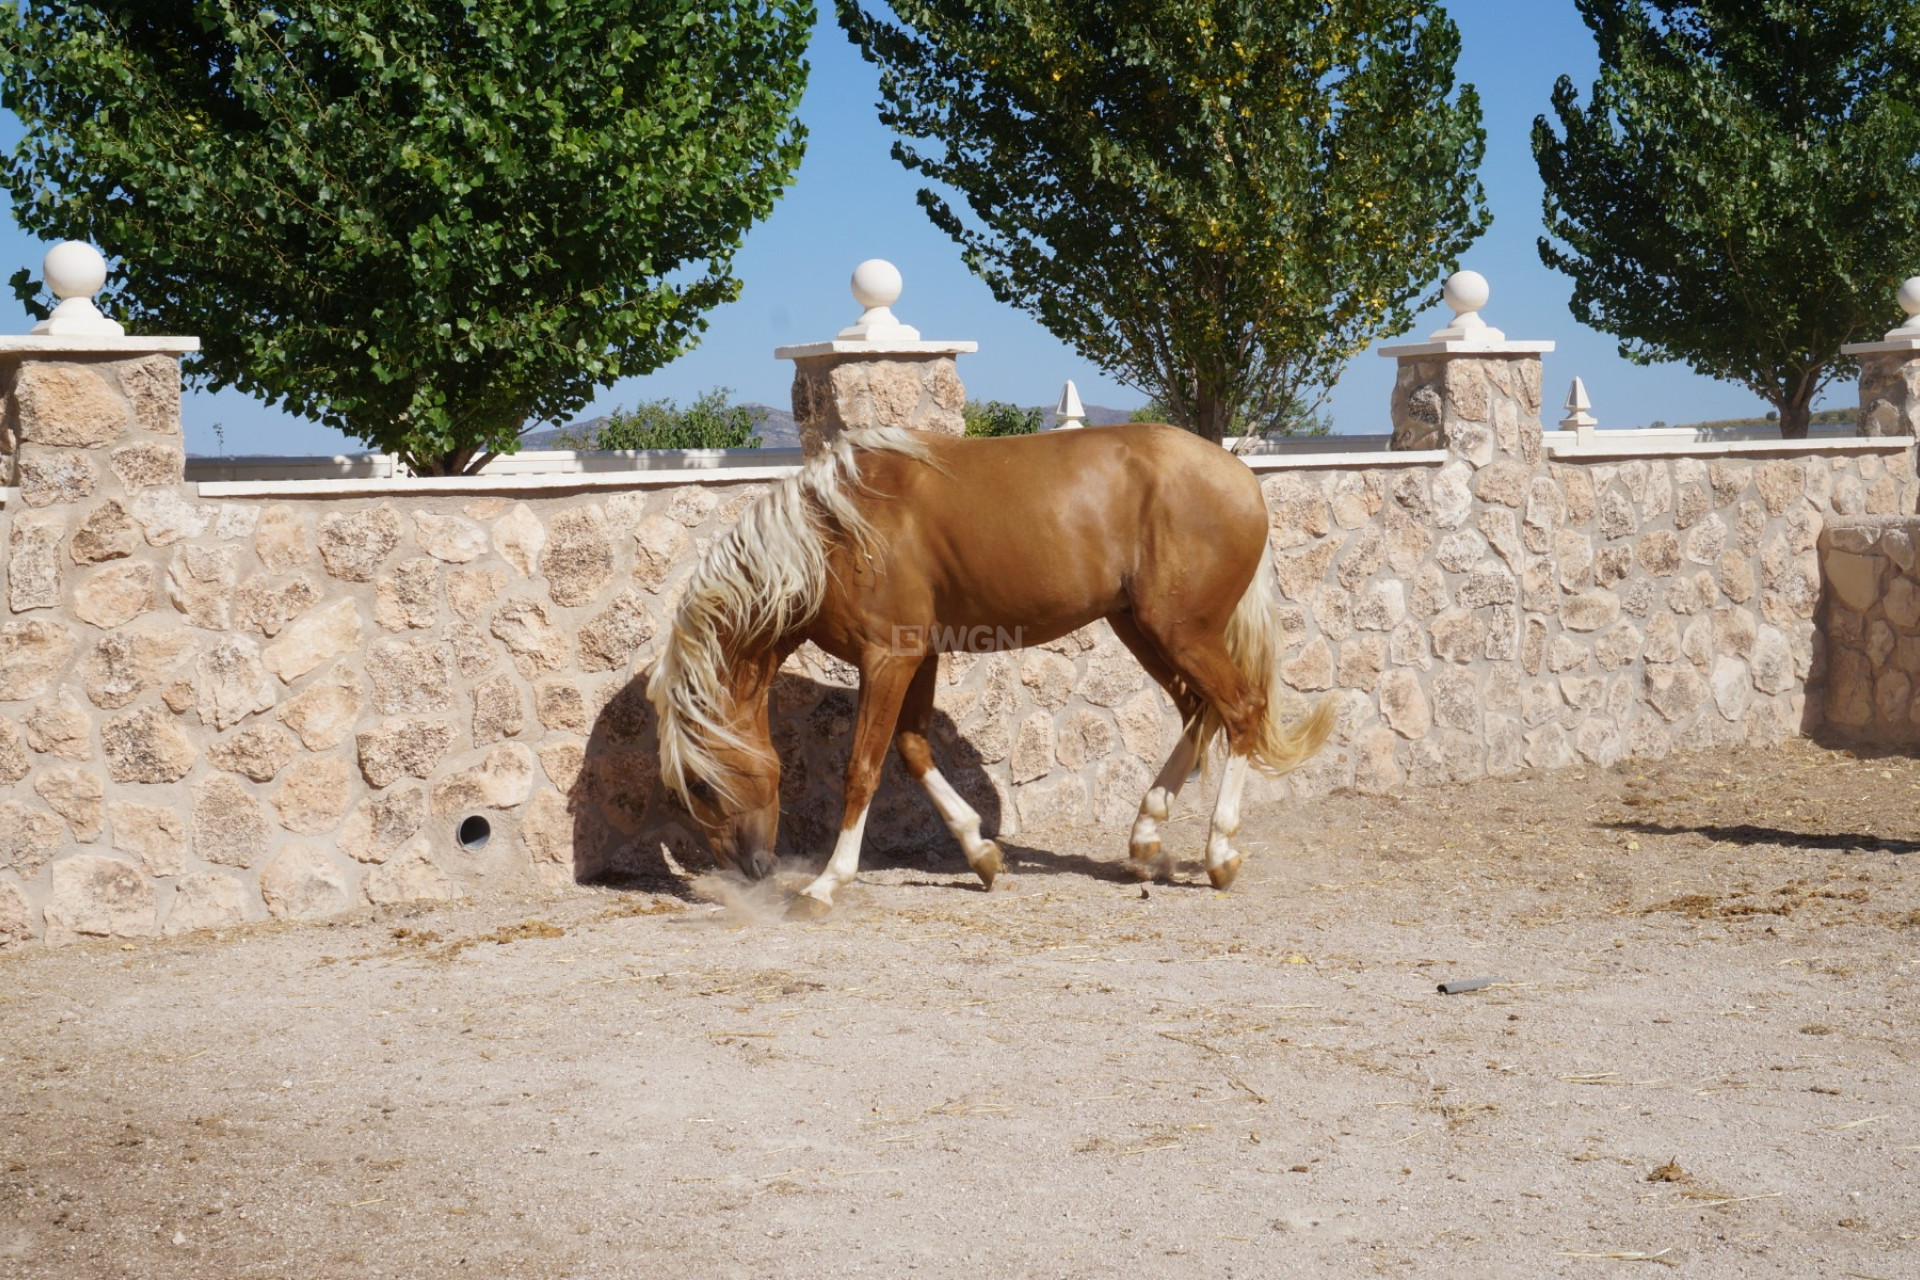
[1207,854,1243,892]
[972,841,1003,891]
[785,893,833,922]
[1127,840,1163,882]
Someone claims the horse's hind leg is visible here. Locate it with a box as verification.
[1142,627,1266,891]
[894,655,1003,889]
[1131,724,1204,882]
[1203,751,1253,890]
[1107,613,1207,882]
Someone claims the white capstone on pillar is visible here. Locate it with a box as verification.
[1841,278,1920,438]
[774,260,977,457]
[1377,271,1554,467]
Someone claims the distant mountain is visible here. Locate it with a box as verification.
[1044,403,1137,429]
[754,405,800,447]
[516,421,594,450]
[526,401,1140,450]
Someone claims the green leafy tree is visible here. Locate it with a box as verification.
[962,398,1042,437]
[1535,1,1920,439]
[571,387,763,450]
[837,0,1488,444]
[0,1,811,473]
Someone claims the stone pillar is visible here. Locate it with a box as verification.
[3,323,199,617]
[1816,516,1920,741]
[1842,278,1920,438]
[1378,272,1554,469]
[1368,273,1556,715]
[0,242,199,946]
[775,259,976,457]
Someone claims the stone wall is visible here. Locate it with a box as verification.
[0,462,833,942]
[2,344,1917,947]
[1255,448,1910,804]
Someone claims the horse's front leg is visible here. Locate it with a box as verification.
[792,655,919,917]
[895,654,1002,889]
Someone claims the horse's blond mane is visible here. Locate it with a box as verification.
[647,427,933,806]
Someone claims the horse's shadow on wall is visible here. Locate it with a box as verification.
[570,670,1003,897]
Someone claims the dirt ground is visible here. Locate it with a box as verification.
[2,738,1917,1280]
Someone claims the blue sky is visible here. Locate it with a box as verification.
[0,4,1880,456]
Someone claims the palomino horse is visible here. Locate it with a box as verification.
[646,423,1334,915]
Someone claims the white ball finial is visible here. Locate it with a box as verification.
[837,258,920,343]
[1443,270,1490,317]
[44,241,108,300]
[850,259,903,311]
[1891,276,1920,338]
[31,240,124,338]
[1428,269,1504,344]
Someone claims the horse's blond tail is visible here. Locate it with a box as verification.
[1200,568,1337,776]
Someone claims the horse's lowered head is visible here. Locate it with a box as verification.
[647,642,783,880]
[644,466,837,881]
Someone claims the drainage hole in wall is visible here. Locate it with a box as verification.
[457,814,492,851]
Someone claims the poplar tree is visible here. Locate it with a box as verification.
[837,0,1489,443]
[1535,1,1920,438]
[1,1,812,473]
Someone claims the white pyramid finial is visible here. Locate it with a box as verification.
[31,241,124,338]
[1427,270,1504,344]
[1559,377,1598,431]
[1054,379,1085,429]
[837,259,921,342]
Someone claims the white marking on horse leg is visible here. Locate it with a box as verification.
[1128,728,1201,878]
[1206,753,1252,890]
[800,803,871,908]
[919,768,991,862]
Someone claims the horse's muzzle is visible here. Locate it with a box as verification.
[725,804,779,881]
